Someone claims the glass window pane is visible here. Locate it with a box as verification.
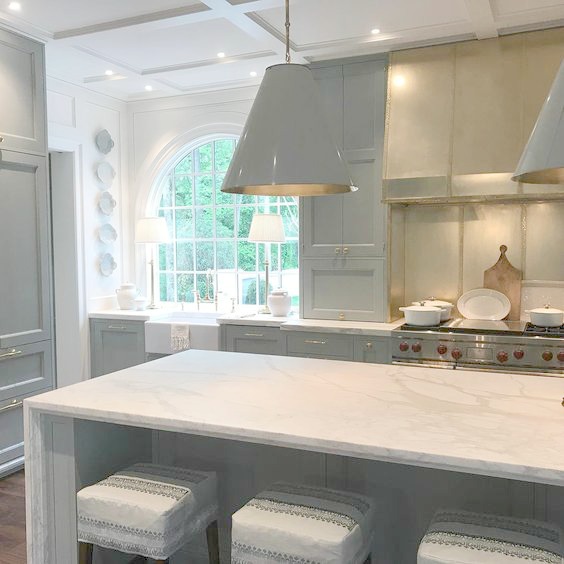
[237,241,256,271]
[176,273,194,303]
[158,208,174,238]
[195,175,213,206]
[159,176,173,207]
[176,242,194,271]
[196,241,214,271]
[195,208,214,238]
[237,194,257,205]
[241,275,258,305]
[237,207,254,238]
[196,272,215,300]
[214,139,235,171]
[175,209,193,238]
[215,173,234,204]
[159,243,174,271]
[280,205,299,237]
[282,240,299,270]
[175,176,193,206]
[195,143,212,173]
[270,244,279,271]
[216,206,235,238]
[217,272,237,301]
[175,154,192,175]
[159,273,175,302]
[216,240,235,270]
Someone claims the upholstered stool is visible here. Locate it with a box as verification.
[418,509,564,564]
[231,482,375,564]
[77,463,220,564]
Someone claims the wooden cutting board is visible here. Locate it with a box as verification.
[483,245,522,321]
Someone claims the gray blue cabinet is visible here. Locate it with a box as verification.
[0,152,51,348]
[286,331,353,361]
[353,337,390,364]
[0,28,46,156]
[90,320,146,378]
[224,325,286,356]
[301,58,388,321]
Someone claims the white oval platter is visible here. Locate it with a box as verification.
[457,288,511,321]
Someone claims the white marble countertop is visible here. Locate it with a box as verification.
[26,351,564,486]
[217,313,294,326]
[88,309,171,321]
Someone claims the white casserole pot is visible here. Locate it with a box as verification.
[412,298,454,321]
[399,305,443,326]
[526,305,564,328]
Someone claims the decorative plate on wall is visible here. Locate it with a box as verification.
[98,223,117,243]
[98,191,117,215]
[96,161,116,187]
[99,253,117,276]
[95,129,114,154]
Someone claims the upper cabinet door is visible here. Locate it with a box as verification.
[0,29,46,156]
[0,151,51,347]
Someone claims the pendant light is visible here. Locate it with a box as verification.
[221,0,356,196]
[512,60,564,184]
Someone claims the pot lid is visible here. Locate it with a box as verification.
[119,282,136,289]
[413,299,453,307]
[529,304,564,314]
[270,289,288,295]
[400,305,442,312]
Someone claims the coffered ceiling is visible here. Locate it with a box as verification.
[2,0,564,101]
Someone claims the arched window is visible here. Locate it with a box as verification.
[155,137,299,307]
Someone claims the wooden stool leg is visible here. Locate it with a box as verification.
[363,556,371,564]
[78,542,93,564]
[153,560,168,564]
[206,520,220,564]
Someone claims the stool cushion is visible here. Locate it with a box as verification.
[77,463,217,559]
[231,482,375,564]
[418,509,564,564]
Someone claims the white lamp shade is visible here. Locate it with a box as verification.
[513,59,564,184]
[221,64,357,196]
[248,213,286,243]
[135,217,169,243]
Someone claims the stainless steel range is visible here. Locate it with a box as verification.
[392,319,564,376]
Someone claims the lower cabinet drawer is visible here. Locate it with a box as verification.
[353,337,390,364]
[0,340,53,402]
[286,332,353,360]
[224,326,285,356]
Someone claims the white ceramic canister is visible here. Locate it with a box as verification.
[268,289,292,317]
[116,282,139,310]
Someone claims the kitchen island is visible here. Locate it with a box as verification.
[25,350,564,563]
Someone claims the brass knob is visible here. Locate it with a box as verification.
[343,247,349,255]
[366,342,373,350]
[338,312,345,320]
[335,247,341,254]
[562,397,564,407]
[0,136,4,142]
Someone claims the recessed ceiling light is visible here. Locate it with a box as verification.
[105,70,114,76]
[371,28,380,35]
[8,1,21,11]
[393,75,406,87]
[217,52,226,58]
[250,71,258,77]
[145,85,153,92]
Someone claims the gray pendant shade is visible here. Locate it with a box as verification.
[512,60,564,184]
[221,64,357,196]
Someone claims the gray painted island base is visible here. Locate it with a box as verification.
[24,351,564,563]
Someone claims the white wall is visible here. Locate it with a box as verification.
[127,86,258,296]
[47,77,129,383]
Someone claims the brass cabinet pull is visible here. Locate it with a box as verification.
[0,399,23,413]
[0,349,22,360]
[335,247,341,254]
[244,333,264,337]
[304,339,327,345]
[108,325,127,330]
[0,136,4,142]
[366,342,373,349]
[343,247,349,255]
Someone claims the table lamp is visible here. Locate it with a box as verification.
[135,217,169,309]
[248,213,286,314]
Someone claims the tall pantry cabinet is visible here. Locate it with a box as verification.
[0,27,53,477]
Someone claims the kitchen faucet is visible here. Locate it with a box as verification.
[194,269,218,311]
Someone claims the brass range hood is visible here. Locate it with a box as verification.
[221,0,356,196]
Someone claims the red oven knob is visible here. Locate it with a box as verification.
[497,351,509,363]
[513,349,525,360]
[412,342,422,353]
[437,345,448,355]
[558,351,564,362]
[399,342,409,352]
[542,351,554,362]
[451,348,462,360]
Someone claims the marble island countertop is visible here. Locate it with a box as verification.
[26,351,564,486]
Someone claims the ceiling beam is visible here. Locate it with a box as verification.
[464,0,498,39]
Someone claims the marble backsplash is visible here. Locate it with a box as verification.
[389,201,564,320]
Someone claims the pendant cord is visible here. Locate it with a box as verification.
[285,0,291,63]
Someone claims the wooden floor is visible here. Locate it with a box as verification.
[0,470,26,564]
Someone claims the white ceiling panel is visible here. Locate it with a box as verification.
[77,18,268,71]
[492,0,564,17]
[254,0,470,46]
[5,0,204,34]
